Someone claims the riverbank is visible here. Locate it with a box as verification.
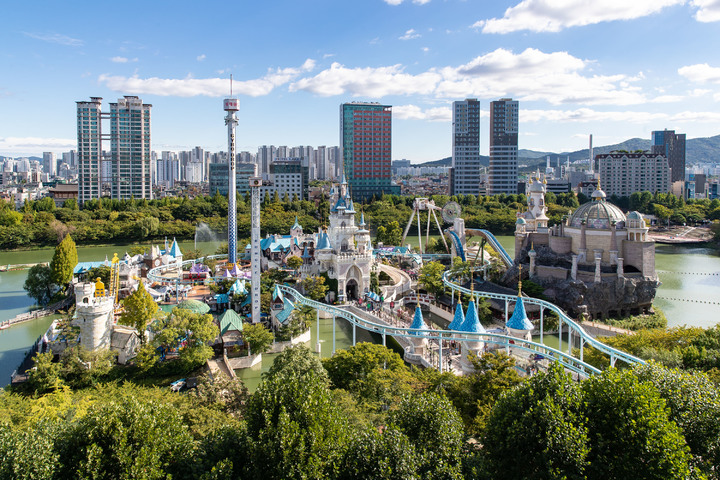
[649,225,717,244]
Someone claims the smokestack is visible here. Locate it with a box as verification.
[589,134,594,174]
[546,155,550,169]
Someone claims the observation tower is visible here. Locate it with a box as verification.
[223,80,239,265]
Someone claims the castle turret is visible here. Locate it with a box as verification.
[73,281,115,351]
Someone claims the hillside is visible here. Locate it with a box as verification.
[416,134,720,167]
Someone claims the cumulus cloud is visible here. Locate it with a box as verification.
[521,108,720,124]
[0,137,76,155]
[678,63,720,83]
[291,48,645,105]
[399,29,421,40]
[99,59,316,97]
[691,0,720,21]
[289,62,440,97]
[474,0,684,34]
[23,32,83,46]
[197,54,206,61]
[393,105,451,121]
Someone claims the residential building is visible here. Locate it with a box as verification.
[339,102,399,201]
[109,96,152,200]
[488,98,519,195]
[595,152,671,197]
[450,98,481,196]
[651,129,686,183]
[77,97,103,204]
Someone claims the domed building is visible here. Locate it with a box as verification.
[514,177,657,319]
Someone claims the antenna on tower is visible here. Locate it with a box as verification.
[230,74,233,96]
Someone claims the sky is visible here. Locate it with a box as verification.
[2,0,720,162]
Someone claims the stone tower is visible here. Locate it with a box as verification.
[73,282,115,351]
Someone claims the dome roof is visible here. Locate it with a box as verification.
[569,197,626,229]
[528,181,545,193]
[516,217,526,225]
[627,211,643,220]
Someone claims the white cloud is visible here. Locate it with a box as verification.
[689,88,711,96]
[383,0,431,4]
[197,54,206,61]
[99,59,315,97]
[110,56,138,63]
[422,47,430,52]
[651,94,685,103]
[291,48,645,105]
[0,137,76,155]
[393,105,451,121]
[474,0,684,34]
[670,110,720,122]
[323,53,336,59]
[678,63,720,83]
[289,62,440,97]
[521,108,668,123]
[691,0,720,21]
[399,29,421,40]
[23,32,83,46]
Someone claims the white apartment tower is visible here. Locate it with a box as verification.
[109,96,152,200]
[77,97,104,204]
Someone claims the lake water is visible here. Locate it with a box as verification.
[1,236,718,388]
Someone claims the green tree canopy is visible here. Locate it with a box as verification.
[23,264,58,306]
[49,234,77,287]
[417,261,446,298]
[119,281,159,343]
[299,274,328,301]
[322,342,407,393]
[242,323,274,355]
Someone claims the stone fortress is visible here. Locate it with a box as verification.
[510,176,659,319]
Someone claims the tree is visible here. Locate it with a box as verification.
[483,363,589,480]
[54,394,195,480]
[582,367,691,480]
[337,426,419,480]
[417,261,446,298]
[389,392,464,480]
[634,363,720,477]
[242,323,273,355]
[86,265,111,285]
[49,234,77,287]
[23,264,57,306]
[322,342,407,393]
[27,351,63,394]
[154,308,218,369]
[192,372,249,417]
[119,282,159,343]
[299,274,328,301]
[246,346,349,479]
[286,255,303,274]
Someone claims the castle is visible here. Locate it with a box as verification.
[512,177,658,319]
[258,175,374,302]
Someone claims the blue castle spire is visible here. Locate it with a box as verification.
[448,303,465,330]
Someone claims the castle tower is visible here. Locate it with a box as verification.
[73,282,115,351]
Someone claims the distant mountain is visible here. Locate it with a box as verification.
[415,134,720,167]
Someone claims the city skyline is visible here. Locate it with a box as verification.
[2,0,720,160]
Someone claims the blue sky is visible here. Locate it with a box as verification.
[2,0,720,161]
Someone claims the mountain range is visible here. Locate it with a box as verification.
[417,134,720,168]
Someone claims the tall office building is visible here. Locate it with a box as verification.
[42,152,57,177]
[77,97,104,204]
[651,129,686,183]
[339,102,398,201]
[109,96,152,200]
[596,152,670,197]
[450,98,481,196]
[488,98,519,195]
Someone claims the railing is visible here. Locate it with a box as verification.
[278,284,603,377]
[441,269,645,369]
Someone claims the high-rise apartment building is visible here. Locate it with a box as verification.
[109,96,152,200]
[596,153,670,197]
[77,97,103,204]
[488,98,519,195]
[651,129,686,183]
[339,102,398,201]
[450,99,481,196]
[257,145,276,175]
[77,96,151,204]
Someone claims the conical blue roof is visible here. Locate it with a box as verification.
[346,199,356,213]
[460,300,486,334]
[292,216,302,231]
[315,232,328,250]
[301,245,311,259]
[410,306,428,335]
[168,237,182,257]
[448,303,465,330]
[272,284,284,302]
[359,211,366,226]
[507,296,534,331]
